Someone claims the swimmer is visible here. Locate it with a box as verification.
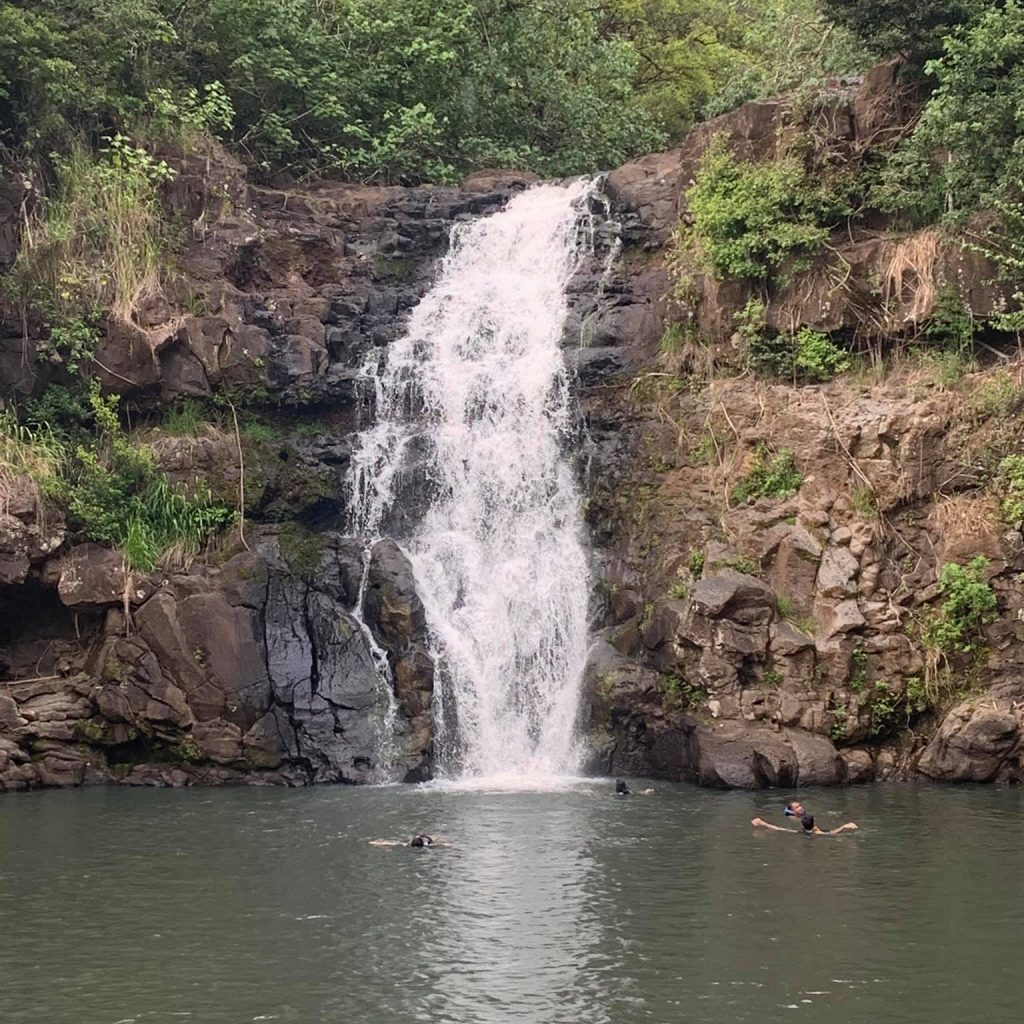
[614,779,654,796]
[368,834,446,847]
[783,800,805,818]
[752,813,858,836]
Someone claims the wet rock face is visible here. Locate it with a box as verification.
[0,162,537,791]
[0,536,436,792]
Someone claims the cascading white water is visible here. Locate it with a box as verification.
[348,180,596,782]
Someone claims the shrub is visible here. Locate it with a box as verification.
[684,137,835,281]
[921,556,998,653]
[63,385,233,570]
[867,682,901,737]
[793,328,850,381]
[732,445,803,503]
[663,673,703,712]
[740,296,850,383]
[899,2,1024,213]
[996,455,1024,528]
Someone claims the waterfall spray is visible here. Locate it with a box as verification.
[348,180,598,782]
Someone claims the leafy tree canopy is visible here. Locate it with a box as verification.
[817,0,990,62]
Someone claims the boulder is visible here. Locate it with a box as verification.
[918,700,1024,782]
[57,545,150,609]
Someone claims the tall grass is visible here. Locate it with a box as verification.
[7,136,175,327]
[0,411,65,512]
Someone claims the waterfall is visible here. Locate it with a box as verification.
[348,180,596,783]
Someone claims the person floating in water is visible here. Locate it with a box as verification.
[614,779,654,796]
[752,813,858,836]
[368,834,444,847]
[783,800,805,819]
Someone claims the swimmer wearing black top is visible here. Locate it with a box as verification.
[369,834,445,847]
[614,779,654,797]
[751,813,858,835]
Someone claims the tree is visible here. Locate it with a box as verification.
[901,0,1024,211]
[817,0,990,62]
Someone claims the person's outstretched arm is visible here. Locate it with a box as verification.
[751,817,794,832]
[826,822,859,835]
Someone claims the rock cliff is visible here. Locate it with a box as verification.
[3,67,1024,791]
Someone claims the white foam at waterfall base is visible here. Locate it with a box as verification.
[348,180,596,787]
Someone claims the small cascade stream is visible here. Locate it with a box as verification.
[347,180,599,783]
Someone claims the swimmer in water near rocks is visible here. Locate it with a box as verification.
[752,813,858,835]
[614,779,654,796]
[368,834,447,847]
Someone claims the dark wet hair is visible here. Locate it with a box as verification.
[800,814,815,832]
[615,779,631,795]
[410,835,434,847]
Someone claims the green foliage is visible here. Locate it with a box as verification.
[691,432,717,465]
[689,550,705,577]
[0,0,667,182]
[905,675,929,716]
[851,485,879,519]
[817,0,985,63]
[702,1,870,119]
[161,399,209,437]
[996,455,1024,528]
[921,556,998,653]
[663,673,703,711]
[747,324,850,382]
[849,646,869,691]
[829,699,848,742]
[793,328,851,381]
[685,137,836,281]
[925,288,973,353]
[763,667,782,686]
[62,385,233,570]
[966,197,1024,329]
[659,322,695,359]
[4,136,176,344]
[734,297,767,345]
[241,420,281,443]
[794,614,817,635]
[725,556,759,575]
[732,445,803,504]
[0,410,65,489]
[903,2,1024,213]
[21,382,94,445]
[867,682,900,737]
[775,594,793,618]
[173,736,203,764]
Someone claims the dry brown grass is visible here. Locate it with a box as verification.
[930,492,1001,551]
[880,229,939,330]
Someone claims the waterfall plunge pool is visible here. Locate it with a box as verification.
[2,781,1023,1024]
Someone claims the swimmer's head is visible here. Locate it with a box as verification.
[410,834,434,847]
[785,800,804,817]
[615,779,630,795]
[800,814,815,832]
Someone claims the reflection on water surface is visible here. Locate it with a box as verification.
[1,782,1022,1024]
